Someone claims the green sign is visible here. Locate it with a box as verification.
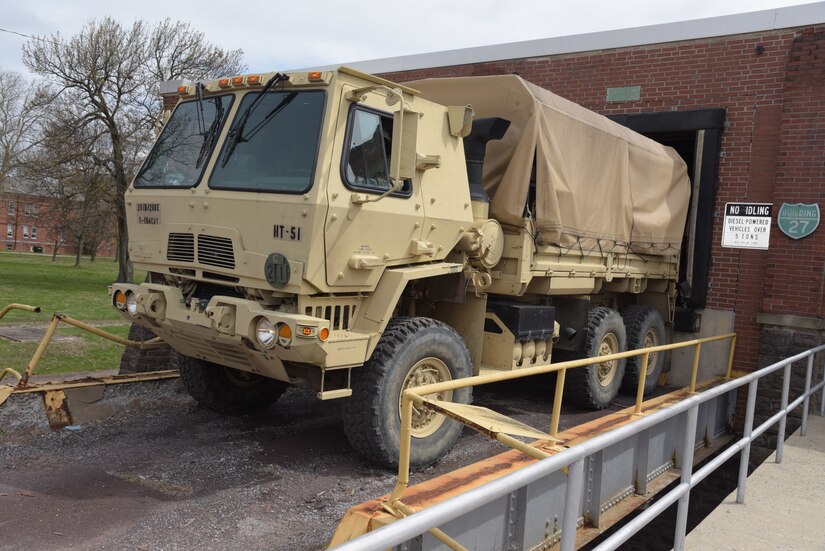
[606,86,641,102]
[777,203,819,240]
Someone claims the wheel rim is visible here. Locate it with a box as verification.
[399,357,453,439]
[223,367,259,388]
[596,333,620,387]
[643,328,659,376]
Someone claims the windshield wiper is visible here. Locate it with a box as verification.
[220,73,290,168]
[195,97,224,169]
[242,92,297,141]
[194,82,206,134]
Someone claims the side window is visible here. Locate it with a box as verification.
[343,108,411,195]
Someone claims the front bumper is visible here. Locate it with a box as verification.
[110,283,369,382]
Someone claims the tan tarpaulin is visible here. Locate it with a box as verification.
[409,75,690,256]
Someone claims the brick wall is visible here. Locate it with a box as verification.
[0,192,117,257]
[380,26,825,379]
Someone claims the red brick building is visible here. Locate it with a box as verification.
[0,190,55,254]
[324,3,825,390]
[0,189,116,257]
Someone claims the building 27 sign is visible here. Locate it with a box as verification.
[777,203,819,240]
[721,203,772,250]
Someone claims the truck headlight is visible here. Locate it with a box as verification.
[255,318,277,349]
[126,292,138,315]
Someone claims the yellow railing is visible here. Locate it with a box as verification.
[388,332,737,508]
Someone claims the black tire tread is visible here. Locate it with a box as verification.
[619,305,666,395]
[565,307,627,409]
[175,351,288,415]
[342,317,472,469]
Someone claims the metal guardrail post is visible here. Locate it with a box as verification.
[776,362,792,464]
[559,457,585,551]
[550,367,566,438]
[801,355,813,437]
[726,334,737,379]
[819,360,825,417]
[689,343,702,394]
[389,392,415,505]
[673,404,699,551]
[736,379,758,504]
[634,353,650,415]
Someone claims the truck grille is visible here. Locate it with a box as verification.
[166,233,235,270]
[167,233,195,262]
[197,234,235,269]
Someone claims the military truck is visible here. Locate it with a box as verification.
[111,67,689,468]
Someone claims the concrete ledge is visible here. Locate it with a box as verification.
[685,415,825,550]
[756,312,824,330]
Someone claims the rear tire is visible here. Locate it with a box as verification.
[565,307,627,409]
[342,317,473,469]
[620,306,666,396]
[174,351,288,415]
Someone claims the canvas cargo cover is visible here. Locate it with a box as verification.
[409,75,690,256]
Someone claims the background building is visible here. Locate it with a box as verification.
[323,3,825,397]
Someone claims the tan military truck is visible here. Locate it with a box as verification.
[111,67,689,468]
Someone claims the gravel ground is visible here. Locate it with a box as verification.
[0,375,651,551]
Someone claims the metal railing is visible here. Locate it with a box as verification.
[390,333,736,508]
[333,342,825,551]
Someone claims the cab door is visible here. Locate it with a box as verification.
[324,87,424,288]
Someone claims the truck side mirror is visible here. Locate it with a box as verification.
[448,105,474,137]
[391,109,418,181]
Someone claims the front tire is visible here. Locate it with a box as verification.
[174,351,288,415]
[342,317,473,469]
[566,307,627,409]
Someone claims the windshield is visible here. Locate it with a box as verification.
[134,94,233,188]
[209,90,325,193]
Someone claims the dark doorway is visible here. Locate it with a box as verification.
[608,109,725,318]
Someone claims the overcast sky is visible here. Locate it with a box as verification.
[0,0,819,79]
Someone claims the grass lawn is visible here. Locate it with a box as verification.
[0,251,145,324]
[0,252,145,376]
[0,325,131,376]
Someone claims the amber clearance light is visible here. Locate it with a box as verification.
[113,290,127,310]
[231,76,245,86]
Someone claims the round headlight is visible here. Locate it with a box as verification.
[255,318,277,349]
[126,292,138,315]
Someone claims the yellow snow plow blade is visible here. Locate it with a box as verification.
[0,303,177,426]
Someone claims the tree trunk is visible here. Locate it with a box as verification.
[74,237,83,266]
[51,239,59,262]
[110,129,133,283]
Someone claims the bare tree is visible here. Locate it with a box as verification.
[0,70,43,193]
[23,17,245,282]
[22,95,119,266]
